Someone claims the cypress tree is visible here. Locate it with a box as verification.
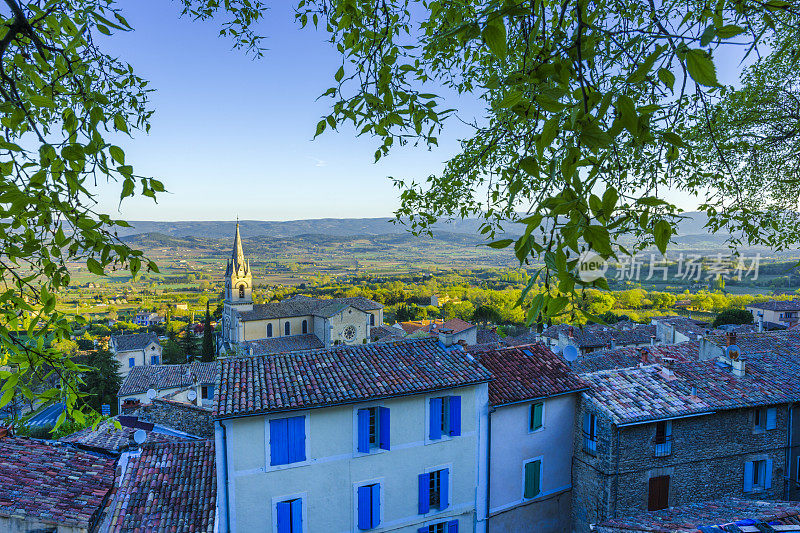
[201,301,215,362]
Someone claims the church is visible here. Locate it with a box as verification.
[218,224,384,355]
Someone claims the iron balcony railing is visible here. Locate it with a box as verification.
[654,434,673,457]
[583,431,597,455]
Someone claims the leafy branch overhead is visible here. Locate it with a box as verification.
[299,0,800,323]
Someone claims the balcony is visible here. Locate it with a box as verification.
[654,434,672,457]
[583,431,597,455]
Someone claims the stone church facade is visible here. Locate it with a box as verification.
[218,224,383,355]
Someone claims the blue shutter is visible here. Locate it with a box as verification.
[357,486,371,530]
[370,483,380,528]
[440,468,450,510]
[379,407,390,450]
[270,419,289,466]
[357,409,370,453]
[129,357,134,368]
[276,501,291,533]
[583,412,591,436]
[766,407,777,430]
[449,396,461,437]
[744,461,754,492]
[765,458,773,490]
[290,499,302,533]
[418,473,430,514]
[430,398,442,440]
[418,528,427,533]
[287,416,306,463]
[448,520,459,533]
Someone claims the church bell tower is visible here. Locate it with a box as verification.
[221,222,253,347]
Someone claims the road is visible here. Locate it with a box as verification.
[27,402,65,428]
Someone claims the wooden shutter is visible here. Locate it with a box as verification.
[270,418,289,466]
[440,468,450,510]
[448,520,459,533]
[370,483,380,528]
[524,460,541,499]
[379,407,390,450]
[766,407,777,430]
[357,409,370,453]
[357,485,371,530]
[744,461,754,492]
[287,416,306,463]
[647,476,669,511]
[418,473,430,514]
[532,403,543,430]
[290,499,302,533]
[765,458,773,490]
[449,396,461,436]
[430,398,443,440]
[276,501,291,533]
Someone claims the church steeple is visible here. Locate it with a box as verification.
[226,221,250,278]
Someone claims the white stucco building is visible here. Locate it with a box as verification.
[109,332,162,377]
[474,344,588,532]
[213,336,492,533]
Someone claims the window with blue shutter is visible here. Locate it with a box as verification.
[439,469,449,509]
[430,396,460,440]
[150,355,159,365]
[276,499,302,533]
[766,407,777,430]
[358,407,390,453]
[448,520,459,533]
[357,409,370,453]
[448,397,461,437]
[430,398,443,440]
[357,483,380,529]
[128,357,135,368]
[530,402,544,431]
[270,416,305,466]
[418,522,454,533]
[419,469,449,513]
[379,407,390,450]
[418,473,430,514]
[524,460,542,499]
[744,461,754,493]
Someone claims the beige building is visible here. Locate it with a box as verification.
[218,224,383,355]
[109,332,162,376]
[746,299,800,328]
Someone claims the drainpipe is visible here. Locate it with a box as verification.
[215,420,230,532]
[612,425,621,519]
[486,406,496,530]
[787,403,794,500]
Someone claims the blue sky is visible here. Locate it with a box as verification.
[97,2,745,221]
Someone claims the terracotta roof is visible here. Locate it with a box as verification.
[215,337,492,418]
[118,361,216,397]
[703,329,800,356]
[111,332,159,352]
[571,342,699,373]
[108,440,216,533]
[476,328,501,345]
[60,417,191,454]
[580,350,800,425]
[651,316,710,339]
[0,437,116,529]
[238,294,381,321]
[597,497,800,532]
[242,334,324,356]
[746,298,800,311]
[415,318,476,334]
[567,323,656,348]
[370,325,406,342]
[473,344,588,406]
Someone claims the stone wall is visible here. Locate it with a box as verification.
[572,397,790,532]
[137,398,214,439]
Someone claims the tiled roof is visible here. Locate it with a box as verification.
[0,437,116,529]
[503,330,541,346]
[242,334,324,356]
[111,332,159,352]
[108,440,216,533]
[703,329,800,356]
[651,315,710,339]
[567,323,656,348]
[476,328,501,345]
[60,417,190,454]
[118,361,216,397]
[538,323,572,340]
[370,325,406,342]
[598,497,800,532]
[571,342,699,373]
[215,337,492,418]
[746,298,800,311]
[473,344,588,406]
[238,294,381,321]
[580,349,800,425]
[415,318,476,334]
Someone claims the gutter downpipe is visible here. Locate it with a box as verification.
[612,425,620,519]
[486,406,496,530]
[215,420,230,532]
[787,403,794,500]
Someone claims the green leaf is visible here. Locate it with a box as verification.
[700,25,716,47]
[113,114,129,133]
[334,66,344,82]
[716,25,745,39]
[314,119,326,138]
[657,68,675,90]
[481,16,507,60]
[488,239,513,249]
[86,258,105,276]
[627,48,662,83]
[654,220,672,254]
[519,157,538,176]
[539,118,559,152]
[615,96,638,135]
[108,145,124,165]
[685,49,720,87]
[29,94,56,108]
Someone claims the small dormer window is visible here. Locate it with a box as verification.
[238,284,245,298]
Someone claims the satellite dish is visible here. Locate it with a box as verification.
[727,344,741,360]
[133,429,147,445]
[187,390,197,401]
[563,345,579,362]
[146,388,157,400]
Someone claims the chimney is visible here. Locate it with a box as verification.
[610,338,616,350]
[690,385,698,397]
[639,347,649,364]
[438,328,455,347]
[732,359,746,377]
[457,339,468,348]
[726,332,736,346]
[568,326,574,338]
[0,425,11,439]
[758,312,764,333]
[650,335,656,346]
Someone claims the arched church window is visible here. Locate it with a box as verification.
[370,314,375,326]
[267,323,273,338]
[238,284,245,298]
[302,320,308,334]
[285,322,291,336]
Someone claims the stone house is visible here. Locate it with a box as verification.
[746,299,800,328]
[116,361,216,413]
[108,332,162,376]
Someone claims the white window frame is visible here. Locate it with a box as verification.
[423,462,453,515]
[264,412,311,472]
[528,401,545,434]
[425,394,456,444]
[352,403,389,457]
[270,492,307,533]
[352,477,384,530]
[521,455,544,501]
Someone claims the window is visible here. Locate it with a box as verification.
[150,355,159,365]
[276,498,302,533]
[418,522,458,533]
[647,475,670,511]
[370,314,375,326]
[429,396,461,440]
[285,322,291,336]
[128,357,135,368]
[201,385,215,400]
[744,459,772,492]
[267,323,273,338]
[238,284,245,298]
[418,469,449,513]
[357,483,380,530]
[530,402,544,431]
[357,406,390,453]
[654,421,672,457]
[754,407,777,431]
[523,459,541,499]
[583,412,597,454]
[302,320,308,334]
[269,416,306,466]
